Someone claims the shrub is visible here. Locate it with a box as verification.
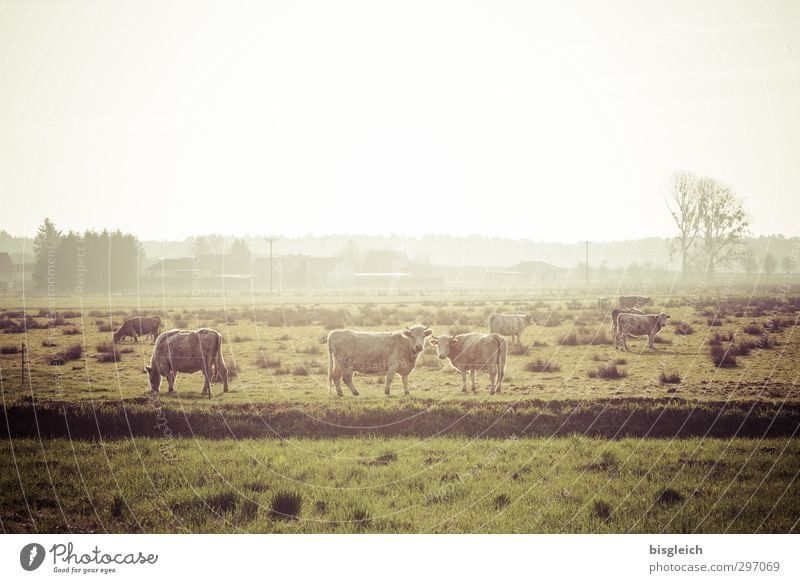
[594,500,612,521]
[509,343,530,356]
[269,491,302,520]
[96,341,116,353]
[588,364,627,379]
[659,371,682,384]
[710,345,737,367]
[743,322,763,335]
[97,352,121,363]
[0,345,19,354]
[231,335,253,343]
[62,344,83,362]
[41,339,57,348]
[62,326,81,336]
[292,365,310,376]
[526,358,560,373]
[494,494,511,510]
[672,321,695,335]
[98,323,113,333]
[301,344,321,355]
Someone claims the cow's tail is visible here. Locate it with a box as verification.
[327,335,334,396]
[488,314,495,333]
[210,331,223,383]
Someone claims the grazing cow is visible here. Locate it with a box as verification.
[487,313,535,345]
[327,325,432,396]
[113,316,161,344]
[615,313,670,351]
[431,333,507,394]
[610,307,644,338]
[618,295,653,309]
[145,328,229,398]
[596,297,612,313]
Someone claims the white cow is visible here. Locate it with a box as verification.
[327,325,432,396]
[487,313,535,345]
[431,333,507,394]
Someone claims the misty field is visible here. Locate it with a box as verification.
[1,291,799,533]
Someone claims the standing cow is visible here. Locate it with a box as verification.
[327,325,432,396]
[145,328,229,398]
[596,297,612,313]
[430,332,507,394]
[113,316,161,344]
[618,295,653,310]
[487,313,535,345]
[610,307,643,338]
[615,313,670,351]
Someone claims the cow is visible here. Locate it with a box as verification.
[615,313,670,351]
[145,328,229,398]
[430,332,507,394]
[487,313,535,345]
[618,295,653,309]
[113,316,161,344]
[327,325,432,396]
[596,297,612,313]
[610,307,644,338]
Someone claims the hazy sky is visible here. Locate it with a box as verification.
[1,0,798,243]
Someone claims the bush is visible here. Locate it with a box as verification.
[743,323,763,335]
[269,491,302,520]
[656,488,684,505]
[710,345,737,367]
[594,500,612,521]
[231,335,253,343]
[659,371,682,384]
[97,352,121,363]
[526,358,560,373]
[62,326,81,336]
[509,344,530,356]
[588,364,627,379]
[62,344,83,362]
[96,341,116,353]
[0,345,19,354]
[672,321,695,335]
[301,344,321,355]
[292,365,310,376]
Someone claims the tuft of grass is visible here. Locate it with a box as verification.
[292,365,310,376]
[62,344,83,362]
[710,345,737,368]
[301,344,321,355]
[256,354,281,369]
[494,494,511,510]
[362,451,397,466]
[526,358,560,373]
[62,326,81,336]
[588,364,627,380]
[659,371,682,385]
[270,491,302,520]
[594,500,612,521]
[672,321,695,335]
[743,322,763,335]
[97,352,121,363]
[656,488,684,505]
[509,344,530,356]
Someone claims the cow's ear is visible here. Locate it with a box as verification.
[424,329,432,337]
[144,365,151,373]
[402,329,411,338]
[449,337,458,345]
[429,338,439,346]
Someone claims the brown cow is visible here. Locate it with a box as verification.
[145,328,229,398]
[113,316,161,343]
[430,332,507,394]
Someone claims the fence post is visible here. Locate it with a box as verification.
[20,342,26,387]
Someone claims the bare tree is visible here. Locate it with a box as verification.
[665,171,701,278]
[696,176,749,279]
[762,253,777,278]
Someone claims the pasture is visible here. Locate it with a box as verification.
[1,291,799,533]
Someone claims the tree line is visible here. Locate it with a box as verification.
[31,218,143,293]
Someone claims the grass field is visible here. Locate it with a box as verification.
[1,291,798,533]
[2,436,797,533]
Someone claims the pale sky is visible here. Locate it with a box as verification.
[1,0,799,243]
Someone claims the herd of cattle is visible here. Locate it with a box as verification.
[113,295,669,398]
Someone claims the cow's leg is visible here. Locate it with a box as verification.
[648,334,656,350]
[342,369,359,396]
[488,366,496,395]
[331,366,344,397]
[384,364,398,395]
[460,369,468,392]
[167,371,176,393]
[400,374,410,396]
[470,369,477,392]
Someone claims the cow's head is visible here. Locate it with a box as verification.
[112,330,121,343]
[144,364,161,391]
[523,313,535,327]
[430,335,458,360]
[402,324,432,354]
[644,297,654,306]
[656,313,670,328]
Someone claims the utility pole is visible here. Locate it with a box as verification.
[264,237,278,294]
[583,241,591,286]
